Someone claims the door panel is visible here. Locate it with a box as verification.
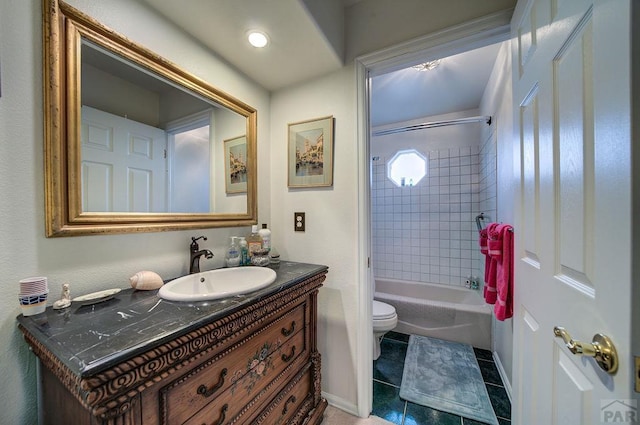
[519,84,541,267]
[553,349,594,425]
[516,0,537,77]
[127,167,153,212]
[554,7,595,294]
[82,161,112,211]
[81,106,167,212]
[512,0,633,423]
[517,309,541,424]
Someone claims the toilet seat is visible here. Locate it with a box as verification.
[373,300,396,320]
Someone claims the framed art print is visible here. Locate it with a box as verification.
[288,116,334,188]
[224,135,247,194]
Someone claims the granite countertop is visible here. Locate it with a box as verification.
[17,261,327,378]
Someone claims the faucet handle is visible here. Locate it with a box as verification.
[191,235,207,250]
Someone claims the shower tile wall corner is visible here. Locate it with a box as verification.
[372,132,497,288]
[477,124,498,286]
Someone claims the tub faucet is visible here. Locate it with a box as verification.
[190,236,214,274]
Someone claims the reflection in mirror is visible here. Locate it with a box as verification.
[80,41,247,214]
[43,0,257,236]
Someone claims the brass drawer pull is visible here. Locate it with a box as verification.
[201,403,228,425]
[197,368,228,398]
[281,321,296,336]
[281,346,296,362]
[282,395,297,415]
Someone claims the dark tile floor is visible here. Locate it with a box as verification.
[373,331,511,425]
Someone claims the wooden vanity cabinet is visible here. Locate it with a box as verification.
[21,271,327,425]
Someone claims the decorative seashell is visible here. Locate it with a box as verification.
[129,271,163,290]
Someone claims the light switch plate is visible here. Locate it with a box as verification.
[294,212,305,232]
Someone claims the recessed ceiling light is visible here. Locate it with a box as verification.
[247,31,269,48]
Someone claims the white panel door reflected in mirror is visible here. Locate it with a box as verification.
[81,41,247,214]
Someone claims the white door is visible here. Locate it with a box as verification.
[512,0,635,423]
[81,106,167,212]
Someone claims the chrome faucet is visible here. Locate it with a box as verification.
[189,236,214,274]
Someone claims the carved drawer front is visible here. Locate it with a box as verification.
[252,364,312,425]
[181,331,307,425]
[162,303,308,425]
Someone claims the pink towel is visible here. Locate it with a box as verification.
[483,222,500,304]
[492,224,514,320]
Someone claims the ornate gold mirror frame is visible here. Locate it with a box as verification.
[43,0,257,237]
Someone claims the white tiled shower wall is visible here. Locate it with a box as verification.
[371,126,496,287]
[475,123,498,287]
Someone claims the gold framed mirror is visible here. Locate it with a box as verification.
[43,0,257,237]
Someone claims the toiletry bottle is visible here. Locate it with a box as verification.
[258,223,271,251]
[246,225,263,259]
[238,237,249,266]
[225,237,240,267]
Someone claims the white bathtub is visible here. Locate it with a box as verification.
[374,278,493,350]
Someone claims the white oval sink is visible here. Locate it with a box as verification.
[158,267,277,302]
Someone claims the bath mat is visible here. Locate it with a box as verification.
[399,335,498,425]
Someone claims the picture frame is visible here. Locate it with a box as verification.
[224,135,247,194]
[288,116,334,188]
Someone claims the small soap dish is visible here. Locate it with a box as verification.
[73,288,121,306]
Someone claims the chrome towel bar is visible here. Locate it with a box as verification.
[475,213,485,232]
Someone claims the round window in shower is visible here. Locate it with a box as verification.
[387,149,427,187]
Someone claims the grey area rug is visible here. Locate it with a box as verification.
[399,335,498,425]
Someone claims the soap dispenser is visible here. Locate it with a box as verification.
[225,237,240,267]
[238,237,249,266]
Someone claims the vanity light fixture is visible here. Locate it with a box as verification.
[412,59,441,71]
[247,31,269,48]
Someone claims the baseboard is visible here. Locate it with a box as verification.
[492,351,513,403]
[322,391,361,417]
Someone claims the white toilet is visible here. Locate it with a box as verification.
[372,300,398,360]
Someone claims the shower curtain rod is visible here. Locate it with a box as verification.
[372,115,492,137]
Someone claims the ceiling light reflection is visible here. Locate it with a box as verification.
[412,59,442,71]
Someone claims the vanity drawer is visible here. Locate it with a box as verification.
[161,303,308,425]
[251,365,312,425]
[181,333,307,425]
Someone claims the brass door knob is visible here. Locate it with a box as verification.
[553,326,618,374]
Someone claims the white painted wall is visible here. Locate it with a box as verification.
[479,41,515,389]
[270,65,360,412]
[301,0,345,63]
[170,124,211,213]
[82,63,162,127]
[213,108,249,213]
[0,1,269,424]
